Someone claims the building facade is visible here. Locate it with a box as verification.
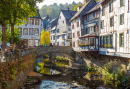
[70,0,98,51]
[55,10,77,46]
[81,2,100,51]
[99,0,130,58]
[19,10,42,47]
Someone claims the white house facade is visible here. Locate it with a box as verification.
[19,10,42,47]
[99,0,130,58]
[55,10,77,46]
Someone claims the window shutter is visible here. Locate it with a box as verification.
[86,28,87,34]
[120,15,121,24]
[123,14,124,24]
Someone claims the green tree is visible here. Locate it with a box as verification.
[0,0,44,58]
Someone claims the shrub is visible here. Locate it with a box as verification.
[11,68,17,75]
[55,56,66,62]
[10,74,16,80]
[44,54,49,58]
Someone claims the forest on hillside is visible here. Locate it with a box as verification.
[39,0,99,19]
[39,1,82,19]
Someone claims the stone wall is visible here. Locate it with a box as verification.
[75,52,130,74]
[36,46,75,57]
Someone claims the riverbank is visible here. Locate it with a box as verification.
[22,54,129,89]
[0,53,37,89]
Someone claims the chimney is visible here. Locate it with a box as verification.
[77,6,82,11]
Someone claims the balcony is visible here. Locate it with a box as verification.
[79,44,98,51]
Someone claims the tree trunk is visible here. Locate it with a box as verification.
[10,24,14,44]
[1,20,6,62]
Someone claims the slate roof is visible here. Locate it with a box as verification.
[61,10,77,25]
[30,9,41,19]
[51,18,58,29]
[70,0,91,21]
[84,1,102,15]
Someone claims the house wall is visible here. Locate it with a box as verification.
[99,0,130,58]
[20,18,42,47]
[50,26,56,45]
[71,17,81,51]
[56,12,71,46]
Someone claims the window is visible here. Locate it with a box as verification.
[29,39,33,47]
[73,33,75,38]
[86,28,88,34]
[77,21,79,27]
[106,36,109,45]
[90,27,93,33]
[110,16,114,26]
[120,0,125,7]
[93,12,96,18]
[35,19,39,25]
[120,13,124,25]
[53,36,55,40]
[102,6,105,16]
[30,19,34,25]
[34,28,39,35]
[90,38,95,45]
[34,40,39,46]
[103,36,105,44]
[57,36,59,39]
[109,2,113,12]
[73,42,75,47]
[110,35,113,46]
[77,31,80,37]
[100,21,104,29]
[51,36,53,40]
[62,35,65,39]
[94,26,96,32]
[100,37,103,45]
[129,0,130,11]
[72,24,74,29]
[23,28,28,35]
[29,28,33,35]
[119,33,124,47]
[57,29,59,33]
[86,15,89,21]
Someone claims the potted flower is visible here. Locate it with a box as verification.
[104,44,108,48]
[108,44,112,48]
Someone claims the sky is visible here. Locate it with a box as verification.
[36,0,83,9]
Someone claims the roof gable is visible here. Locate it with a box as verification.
[70,0,96,21]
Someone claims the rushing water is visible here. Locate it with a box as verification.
[24,58,127,89]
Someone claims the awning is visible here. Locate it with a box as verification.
[79,33,98,38]
[85,23,96,28]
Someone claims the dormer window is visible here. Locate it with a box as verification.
[86,15,89,21]
[93,12,96,18]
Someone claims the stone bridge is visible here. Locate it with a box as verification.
[36,46,75,60]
